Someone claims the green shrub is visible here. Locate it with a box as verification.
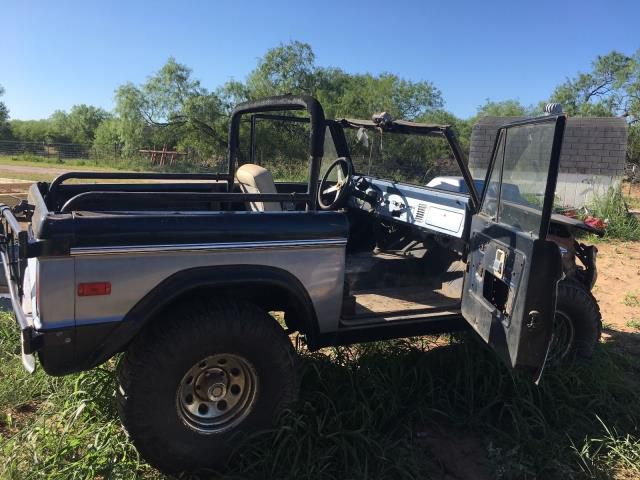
[624,292,640,307]
[588,185,640,241]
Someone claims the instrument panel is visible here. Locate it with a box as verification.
[349,176,471,239]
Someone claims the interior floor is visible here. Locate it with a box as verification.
[343,250,464,318]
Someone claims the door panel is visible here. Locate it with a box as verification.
[461,115,566,381]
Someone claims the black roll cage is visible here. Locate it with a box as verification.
[50,95,329,213]
[228,94,326,210]
[45,95,482,213]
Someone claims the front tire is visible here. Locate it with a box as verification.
[547,280,602,365]
[116,300,298,475]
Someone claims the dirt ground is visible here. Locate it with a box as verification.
[593,241,640,353]
[591,180,640,353]
[0,163,74,177]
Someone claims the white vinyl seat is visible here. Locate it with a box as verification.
[235,163,282,212]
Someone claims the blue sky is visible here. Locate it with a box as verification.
[3,0,639,120]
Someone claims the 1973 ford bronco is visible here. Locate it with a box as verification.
[0,95,601,474]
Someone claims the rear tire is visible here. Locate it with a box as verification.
[547,280,602,365]
[116,300,298,475]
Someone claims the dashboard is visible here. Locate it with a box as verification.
[348,176,472,239]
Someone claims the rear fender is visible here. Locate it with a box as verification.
[55,265,318,375]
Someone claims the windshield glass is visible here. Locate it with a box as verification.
[480,121,558,235]
[344,128,463,187]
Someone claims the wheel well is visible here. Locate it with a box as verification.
[81,265,318,371]
[159,282,309,333]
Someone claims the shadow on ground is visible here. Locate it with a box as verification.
[213,331,640,480]
[2,301,639,479]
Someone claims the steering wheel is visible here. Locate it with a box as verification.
[318,157,353,210]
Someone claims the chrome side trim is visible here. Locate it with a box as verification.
[70,238,348,256]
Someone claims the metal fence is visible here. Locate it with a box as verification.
[0,140,226,171]
[0,140,122,160]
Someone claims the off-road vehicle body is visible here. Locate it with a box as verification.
[1,95,601,474]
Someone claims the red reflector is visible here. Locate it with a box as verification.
[77,282,111,296]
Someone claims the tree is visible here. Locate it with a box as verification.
[219,41,448,174]
[43,106,109,144]
[8,119,50,142]
[245,41,317,99]
[0,84,10,139]
[549,51,637,117]
[233,41,444,121]
[5,105,110,144]
[327,72,443,120]
[548,50,640,164]
[114,58,227,158]
[114,82,147,156]
[93,117,121,145]
[47,110,71,142]
[474,99,531,118]
[66,105,111,143]
[420,109,473,156]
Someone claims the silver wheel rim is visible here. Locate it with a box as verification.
[548,310,575,363]
[176,353,258,434]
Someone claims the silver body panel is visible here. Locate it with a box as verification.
[26,185,348,334]
[33,240,347,333]
[31,257,75,330]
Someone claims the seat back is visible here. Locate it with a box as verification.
[235,164,282,212]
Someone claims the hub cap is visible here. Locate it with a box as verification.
[177,353,258,433]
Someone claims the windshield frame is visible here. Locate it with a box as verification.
[336,119,480,209]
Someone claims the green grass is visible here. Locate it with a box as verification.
[0,154,233,185]
[0,153,144,171]
[0,311,161,479]
[0,154,310,185]
[627,195,640,211]
[0,171,58,183]
[622,181,640,210]
[626,319,640,330]
[0,154,310,186]
[624,292,640,308]
[2,310,640,479]
[587,186,640,242]
[0,154,224,175]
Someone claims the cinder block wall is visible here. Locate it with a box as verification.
[468,117,628,207]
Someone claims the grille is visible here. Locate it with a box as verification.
[415,203,426,223]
